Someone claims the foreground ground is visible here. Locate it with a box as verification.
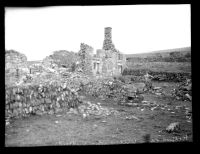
[5,81,192,146]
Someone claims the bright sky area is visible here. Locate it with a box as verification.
[5,5,191,61]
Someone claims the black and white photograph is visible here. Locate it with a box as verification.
[5,4,191,146]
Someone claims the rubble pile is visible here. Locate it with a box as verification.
[172,79,192,101]
[16,71,60,87]
[12,61,59,86]
[5,82,83,121]
[84,78,144,105]
[13,63,91,95]
[63,73,91,93]
[77,101,119,118]
[150,87,164,96]
[58,68,71,77]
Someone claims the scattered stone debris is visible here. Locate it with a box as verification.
[55,121,59,124]
[153,87,163,94]
[125,115,140,120]
[172,79,192,101]
[76,101,119,119]
[6,119,10,126]
[185,94,192,101]
[185,109,192,120]
[166,122,181,133]
[68,108,79,115]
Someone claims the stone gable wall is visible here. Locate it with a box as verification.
[92,49,126,77]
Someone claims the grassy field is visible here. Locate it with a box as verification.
[125,47,191,73]
[126,62,191,73]
[125,47,191,58]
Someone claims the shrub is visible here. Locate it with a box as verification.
[48,50,79,69]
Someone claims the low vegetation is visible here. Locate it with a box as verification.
[45,50,79,69]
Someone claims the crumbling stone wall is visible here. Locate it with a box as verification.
[76,27,126,77]
[5,50,29,84]
[5,50,28,72]
[5,83,82,119]
[78,43,94,76]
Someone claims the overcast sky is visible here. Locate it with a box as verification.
[5,5,191,61]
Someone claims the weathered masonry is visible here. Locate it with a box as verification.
[78,27,126,77]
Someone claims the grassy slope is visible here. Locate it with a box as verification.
[125,47,191,58]
[125,47,191,73]
[126,62,191,73]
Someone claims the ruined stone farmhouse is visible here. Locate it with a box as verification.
[78,27,126,77]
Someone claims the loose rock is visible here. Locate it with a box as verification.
[166,122,180,133]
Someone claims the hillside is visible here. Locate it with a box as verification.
[126,47,191,58]
[125,47,191,63]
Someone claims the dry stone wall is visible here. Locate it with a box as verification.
[5,82,83,120]
[122,69,191,82]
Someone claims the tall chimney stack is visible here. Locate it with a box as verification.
[104,27,112,41]
[103,27,116,51]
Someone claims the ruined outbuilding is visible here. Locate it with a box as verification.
[78,27,126,77]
